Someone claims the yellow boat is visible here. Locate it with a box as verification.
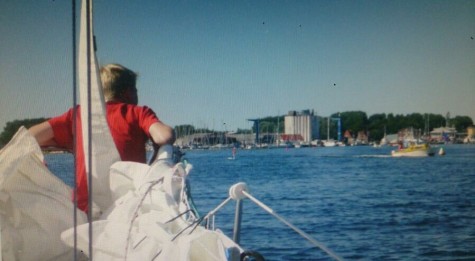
[391,143,433,157]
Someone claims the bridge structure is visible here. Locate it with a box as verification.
[247,119,260,144]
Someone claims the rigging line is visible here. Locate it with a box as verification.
[85,0,93,259]
[71,0,78,260]
[164,209,192,224]
[151,250,162,261]
[184,179,201,220]
[168,183,226,241]
[171,196,234,238]
[124,178,164,260]
[171,215,204,241]
[188,216,205,235]
[132,235,147,250]
[242,190,344,261]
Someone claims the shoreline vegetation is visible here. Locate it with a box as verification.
[1,111,473,149]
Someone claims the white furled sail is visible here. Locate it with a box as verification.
[0,127,87,260]
[61,159,242,260]
[78,0,120,213]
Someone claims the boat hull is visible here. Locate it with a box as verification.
[391,144,432,157]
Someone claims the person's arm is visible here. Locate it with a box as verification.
[148,121,176,146]
[28,121,58,147]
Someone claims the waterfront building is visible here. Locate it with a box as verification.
[430,127,457,143]
[355,131,369,145]
[284,110,319,143]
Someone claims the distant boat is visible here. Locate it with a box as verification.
[323,117,337,147]
[391,143,433,157]
[379,125,389,146]
[322,140,337,147]
[380,135,389,147]
[438,147,446,156]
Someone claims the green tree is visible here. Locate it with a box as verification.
[250,116,284,134]
[386,114,407,134]
[0,118,48,147]
[318,116,337,140]
[259,121,275,134]
[450,116,474,132]
[174,124,195,138]
[405,113,425,130]
[368,113,387,141]
[339,111,368,138]
[236,128,252,134]
[426,114,446,129]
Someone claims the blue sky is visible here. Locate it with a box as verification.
[1,0,474,132]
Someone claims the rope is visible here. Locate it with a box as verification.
[124,177,164,260]
[171,216,204,241]
[170,196,232,242]
[165,209,192,224]
[184,178,201,220]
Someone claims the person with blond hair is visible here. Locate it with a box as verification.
[29,63,175,212]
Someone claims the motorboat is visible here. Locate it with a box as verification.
[391,143,433,157]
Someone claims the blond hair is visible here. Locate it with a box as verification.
[100,64,137,101]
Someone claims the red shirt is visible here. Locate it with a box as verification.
[48,101,159,211]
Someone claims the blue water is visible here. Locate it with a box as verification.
[45,145,475,261]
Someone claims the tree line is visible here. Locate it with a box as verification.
[333,111,472,141]
[175,111,473,142]
[0,118,49,147]
[1,112,473,147]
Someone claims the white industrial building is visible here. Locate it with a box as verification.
[284,110,319,143]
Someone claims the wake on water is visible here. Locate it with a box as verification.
[354,155,393,158]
